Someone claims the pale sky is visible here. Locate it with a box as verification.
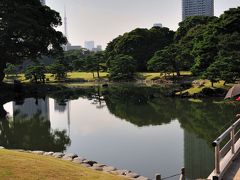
[46,0,240,49]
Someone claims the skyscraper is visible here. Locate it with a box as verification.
[182,0,214,20]
[63,6,81,51]
[40,0,45,5]
[84,41,95,51]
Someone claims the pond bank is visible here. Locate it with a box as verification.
[0,147,149,180]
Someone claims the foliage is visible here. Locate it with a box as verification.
[65,48,90,71]
[84,51,106,78]
[191,7,240,81]
[0,111,70,152]
[48,62,67,80]
[105,27,175,71]
[148,44,181,77]
[109,54,137,81]
[147,7,240,84]
[0,0,66,82]
[4,63,17,76]
[25,64,46,83]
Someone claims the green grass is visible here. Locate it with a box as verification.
[138,71,192,81]
[4,72,109,83]
[179,80,233,95]
[67,72,108,80]
[0,149,127,180]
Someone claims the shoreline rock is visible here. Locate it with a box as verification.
[0,146,150,180]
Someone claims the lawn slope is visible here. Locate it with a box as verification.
[0,149,127,180]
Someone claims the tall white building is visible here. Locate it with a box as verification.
[13,98,50,120]
[153,23,163,28]
[40,0,45,5]
[84,41,95,51]
[182,0,214,20]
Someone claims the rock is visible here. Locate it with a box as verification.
[0,146,5,149]
[62,153,78,161]
[91,166,103,171]
[83,160,97,166]
[103,166,117,172]
[44,152,54,156]
[72,157,86,164]
[62,157,73,161]
[81,163,91,168]
[53,152,64,158]
[136,176,150,180]
[17,149,26,152]
[32,151,44,155]
[125,172,140,178]
[115,170,131,175]
[93,163,106,168]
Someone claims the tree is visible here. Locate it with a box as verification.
[105,27,174,71]
[84,51,106,78]
[190,7,240,76]
[64,48,90,71]
[204,32,240,85]
[0,0,66,83]
[4,63,17,77]
[175,16,217,71]
[148,44,181,77]
[175,16,217,41]
[25,65,46,83]
[48,62,67,80]
[109,55,137,81]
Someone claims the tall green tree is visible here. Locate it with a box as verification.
[84,51,106,78]
[148,44,181,77]
[109,54,136,81]
[191,7,240,77]
[0,0,66,83]
[105,27,175,71]
[25,64,46,83]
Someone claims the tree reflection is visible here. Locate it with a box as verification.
[0,110,71,152]
[103,86,240,143]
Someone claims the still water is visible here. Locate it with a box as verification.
[1,86,239,179]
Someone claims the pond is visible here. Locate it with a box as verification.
[1,85,239,179]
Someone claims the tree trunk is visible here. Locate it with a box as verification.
[97,71,100,79]
[92,72,95,78]
[176,71,180,77]
[211,81,214,87]
[0,61,6,84]
[34,75,38,83]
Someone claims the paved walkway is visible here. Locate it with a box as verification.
[222,155,240,180]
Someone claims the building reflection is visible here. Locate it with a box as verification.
[184,130,214,179]
[13,98,50,120]
[53,100,71,135]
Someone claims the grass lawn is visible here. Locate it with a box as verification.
[138,71,192,81]
[0,149,127,180]
[4,72,109,83]
[180,80,233,95]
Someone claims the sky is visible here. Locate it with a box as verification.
[46,0,240,49]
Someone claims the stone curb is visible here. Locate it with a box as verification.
[0,147,150,180]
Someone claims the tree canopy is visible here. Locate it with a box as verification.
[147,7,240,84]
[0,0,66,82]
[105,27,175,71]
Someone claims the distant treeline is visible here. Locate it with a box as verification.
[3,2,240,83]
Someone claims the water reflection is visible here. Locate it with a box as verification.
[0,98,70,152]
[1,86,239,179]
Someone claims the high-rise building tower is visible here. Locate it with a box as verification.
[153,23,163,28]
[63,6,72,51]
[84,41,95,51]
[40,0,45,5]
[182,0,214,20]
